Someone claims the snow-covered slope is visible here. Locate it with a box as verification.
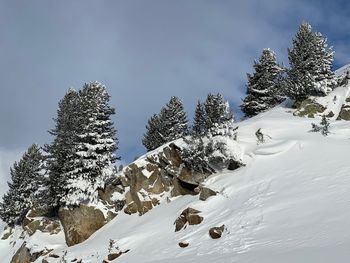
[3,99,350,262]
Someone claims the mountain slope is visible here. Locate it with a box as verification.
[3,87,350,262]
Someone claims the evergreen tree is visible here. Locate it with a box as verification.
[241,48,284,117]
[161,96,188,141]
[204,93,233,130]
[61,82,119,207]
[192,100,207,136]
[287,22,335,103]
[0,144,44,225]
[142,114,165,151]
[44,88,80,208]
[142,96,188,151]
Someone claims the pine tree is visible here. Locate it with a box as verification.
[0,144,44,225]
[287,22,335,103]
[142,114,165,151]
[241,48,284,117]
[160,96,188,141]
[142,96,188,151]
[44,88,80,209]
[61,82,119,207]
[192,100,207,136]
[204,93,232,130]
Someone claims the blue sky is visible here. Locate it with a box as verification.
[1,0,350,166]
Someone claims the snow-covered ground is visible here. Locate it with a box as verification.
[3,88,350,262]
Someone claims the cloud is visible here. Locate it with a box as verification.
[0,0,347,162]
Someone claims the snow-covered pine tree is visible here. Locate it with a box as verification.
[0,144,44,225]
[142,114,165,151]
[241,48,284,117]
[160,96,188,141]
[204,93,233,130]
[61,82,119,207]
[192,100,207,136]
[44,88,80,209]
[287,22,336,103]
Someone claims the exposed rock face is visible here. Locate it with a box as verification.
[58,205,109,246]
[174,207,203,232]
[199,186,217,201]
[294,99,326,118]
[209,225,225,239]
[122,143,216,215]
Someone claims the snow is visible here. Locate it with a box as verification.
[4,97,350,262]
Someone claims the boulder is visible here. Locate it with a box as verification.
[1,226,13,240]
[337,105,350,120]
[11,242,31,263]
[108,252,122,261]
[178,242,189,248]
[174,207,203,232]
[58,205,108,246]
[23,217,61,236]
[209,225,225,239]
[199,186,217,201]
[11,242,51,263]
[294,99,326,118]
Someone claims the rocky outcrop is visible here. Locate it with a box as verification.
[209,225,225,239]
[58,205,110,246]
[122,143,220,215]
[174,207,203,232]
[294,99,326,118]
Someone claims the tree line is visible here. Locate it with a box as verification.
[0,21,338,226]
[241,22,336,117]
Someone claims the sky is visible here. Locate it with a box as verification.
[1,0,350,176]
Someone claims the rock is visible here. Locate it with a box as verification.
[58,205,108,246]
[23,217,61,236]
[199,186,217,201]
[11,242,50,263]
[108,252,122,260]
[326,111,335,118]
[178,242,189,248]
[174,207,203,232]
[294,99,326,118]
[227,159,243,170]
[1,226,13,240]
[106,249,129,261]
[209,225,225,239]
[98,177,125,207]
[337,105,350,120]
[11,242,31,263]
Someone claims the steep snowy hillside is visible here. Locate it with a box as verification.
[3,89,350,262]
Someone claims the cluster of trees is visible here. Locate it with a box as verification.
[0,82,118,225]
[0,21,338,226]
[241,22,336,117]
[142,93,233,151]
